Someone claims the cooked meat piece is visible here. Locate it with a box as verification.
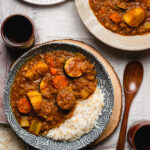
[56,87,76,110]
[38,100,58,121]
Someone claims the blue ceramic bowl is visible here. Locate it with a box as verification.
[4,41,114,150]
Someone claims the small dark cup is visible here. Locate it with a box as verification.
[1,14,34,49]
[127,120,150,150]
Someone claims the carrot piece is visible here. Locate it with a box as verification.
[46,57,55,67]
[17,98,32,114]
[50,68,57,76]
[109,12,121,24]
[52,75,68,89]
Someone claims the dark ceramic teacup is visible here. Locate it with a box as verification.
[127,120,150,150]
[1,14,34,49]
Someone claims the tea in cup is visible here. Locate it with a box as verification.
[1,14,34,49]
[127,120,150,150]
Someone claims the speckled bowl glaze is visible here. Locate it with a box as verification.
[3,41,114,150]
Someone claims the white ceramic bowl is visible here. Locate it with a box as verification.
[22,0,66,5]
[75,0,150,51]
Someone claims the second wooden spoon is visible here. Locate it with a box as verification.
[116,61,144,150]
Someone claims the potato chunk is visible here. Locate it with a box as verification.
[123,7,146,27]
[27,91,43,111]
[29,120,42,135]
[20,117,30,127]
[24,61,48,80]
[34,61,48,74]
[24,69,39,81]
[144,22,150,29]
[80,89,89,99]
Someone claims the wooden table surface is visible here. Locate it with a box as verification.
[1,0,150,150]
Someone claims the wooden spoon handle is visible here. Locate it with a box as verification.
[116,101,131,150]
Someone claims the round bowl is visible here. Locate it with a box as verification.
[3,40,114,150]
[75,0,150,51]
[22,0,66,5]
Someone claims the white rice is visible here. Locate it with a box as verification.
[46,87,104,141]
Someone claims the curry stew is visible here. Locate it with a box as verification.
[11,51,97,136]
[89,0,150,35]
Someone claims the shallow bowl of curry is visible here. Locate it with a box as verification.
[3,41,114,150]
[75,0,150,51]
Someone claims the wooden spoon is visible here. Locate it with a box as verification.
[116,61,144,150]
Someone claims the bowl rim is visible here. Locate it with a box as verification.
[22,0,66,5]
[3,40,114,150]
[75,0,150,51]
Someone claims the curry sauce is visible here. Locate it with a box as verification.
[89,0,150,35]
[11,50,97,136]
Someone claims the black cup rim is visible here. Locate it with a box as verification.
[1,14,34,48]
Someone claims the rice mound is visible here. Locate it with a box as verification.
[46,87,104,141]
